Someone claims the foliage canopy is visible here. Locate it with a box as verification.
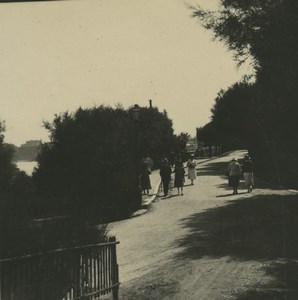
[194,0,298,186]
[33,105,184,220]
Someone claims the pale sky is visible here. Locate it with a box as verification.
[0,0,253,146]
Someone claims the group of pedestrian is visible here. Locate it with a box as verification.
[227,154,254,195]
[159,153,197,197]
[141,152,253,198]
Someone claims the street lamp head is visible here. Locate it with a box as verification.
[132,104,140,121]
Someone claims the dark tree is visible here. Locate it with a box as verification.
[192,0,298,187]
[0,120,17,191]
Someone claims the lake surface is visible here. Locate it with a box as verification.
[16,161,38,176]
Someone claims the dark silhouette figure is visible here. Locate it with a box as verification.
[159,158,172,197]
[174,160,185,195]
[242,154,254,193]
[140,159,152,195]
[227,158,242,195]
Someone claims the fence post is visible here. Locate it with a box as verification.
[109,236,119,300]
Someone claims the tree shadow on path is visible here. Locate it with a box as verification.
[176,192,298,299]
[198,160,281,194]
[197,160,229,177]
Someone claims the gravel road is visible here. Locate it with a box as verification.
[107,150,298,299]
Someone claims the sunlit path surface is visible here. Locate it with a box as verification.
[106,150,298,300]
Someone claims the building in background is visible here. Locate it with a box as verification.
[14,140,41,162]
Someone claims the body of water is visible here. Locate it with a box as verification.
[16,161,38,176]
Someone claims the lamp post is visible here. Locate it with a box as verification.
[132,104,140,123]
[132,105,140,156]
[131,104,141,206]
[132,104,140,160]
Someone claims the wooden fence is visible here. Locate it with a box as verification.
[0,236,120,300]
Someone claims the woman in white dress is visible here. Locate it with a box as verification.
[187,154,197,185]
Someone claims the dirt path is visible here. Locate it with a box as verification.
[107,150,298,299]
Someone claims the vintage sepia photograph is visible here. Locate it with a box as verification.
[0,0,297,299]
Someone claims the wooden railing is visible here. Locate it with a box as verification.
[0,236,120,300]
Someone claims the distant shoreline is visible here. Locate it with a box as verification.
[14,160,37,162]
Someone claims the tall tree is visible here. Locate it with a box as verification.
[193,0,298,186]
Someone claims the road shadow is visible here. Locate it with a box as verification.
[197,161,282,193]
[196,161,228,177]
[216,181,248,193]
[167,194,180,199]
[235,261,298,299]
[183,183,193,187]
[176,192,298,299]
[197,160,279,183]
[216,191,248,197]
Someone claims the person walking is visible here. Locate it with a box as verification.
[140,158,152,195]
[242,154,254,193]
[187,154,197,185]
[174,159,185,195]
[227,158,242,195]
[159,158,172,197]
[169,150,176,167]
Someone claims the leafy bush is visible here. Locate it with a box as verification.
[0,215,108,259]
[33,105,182,221]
